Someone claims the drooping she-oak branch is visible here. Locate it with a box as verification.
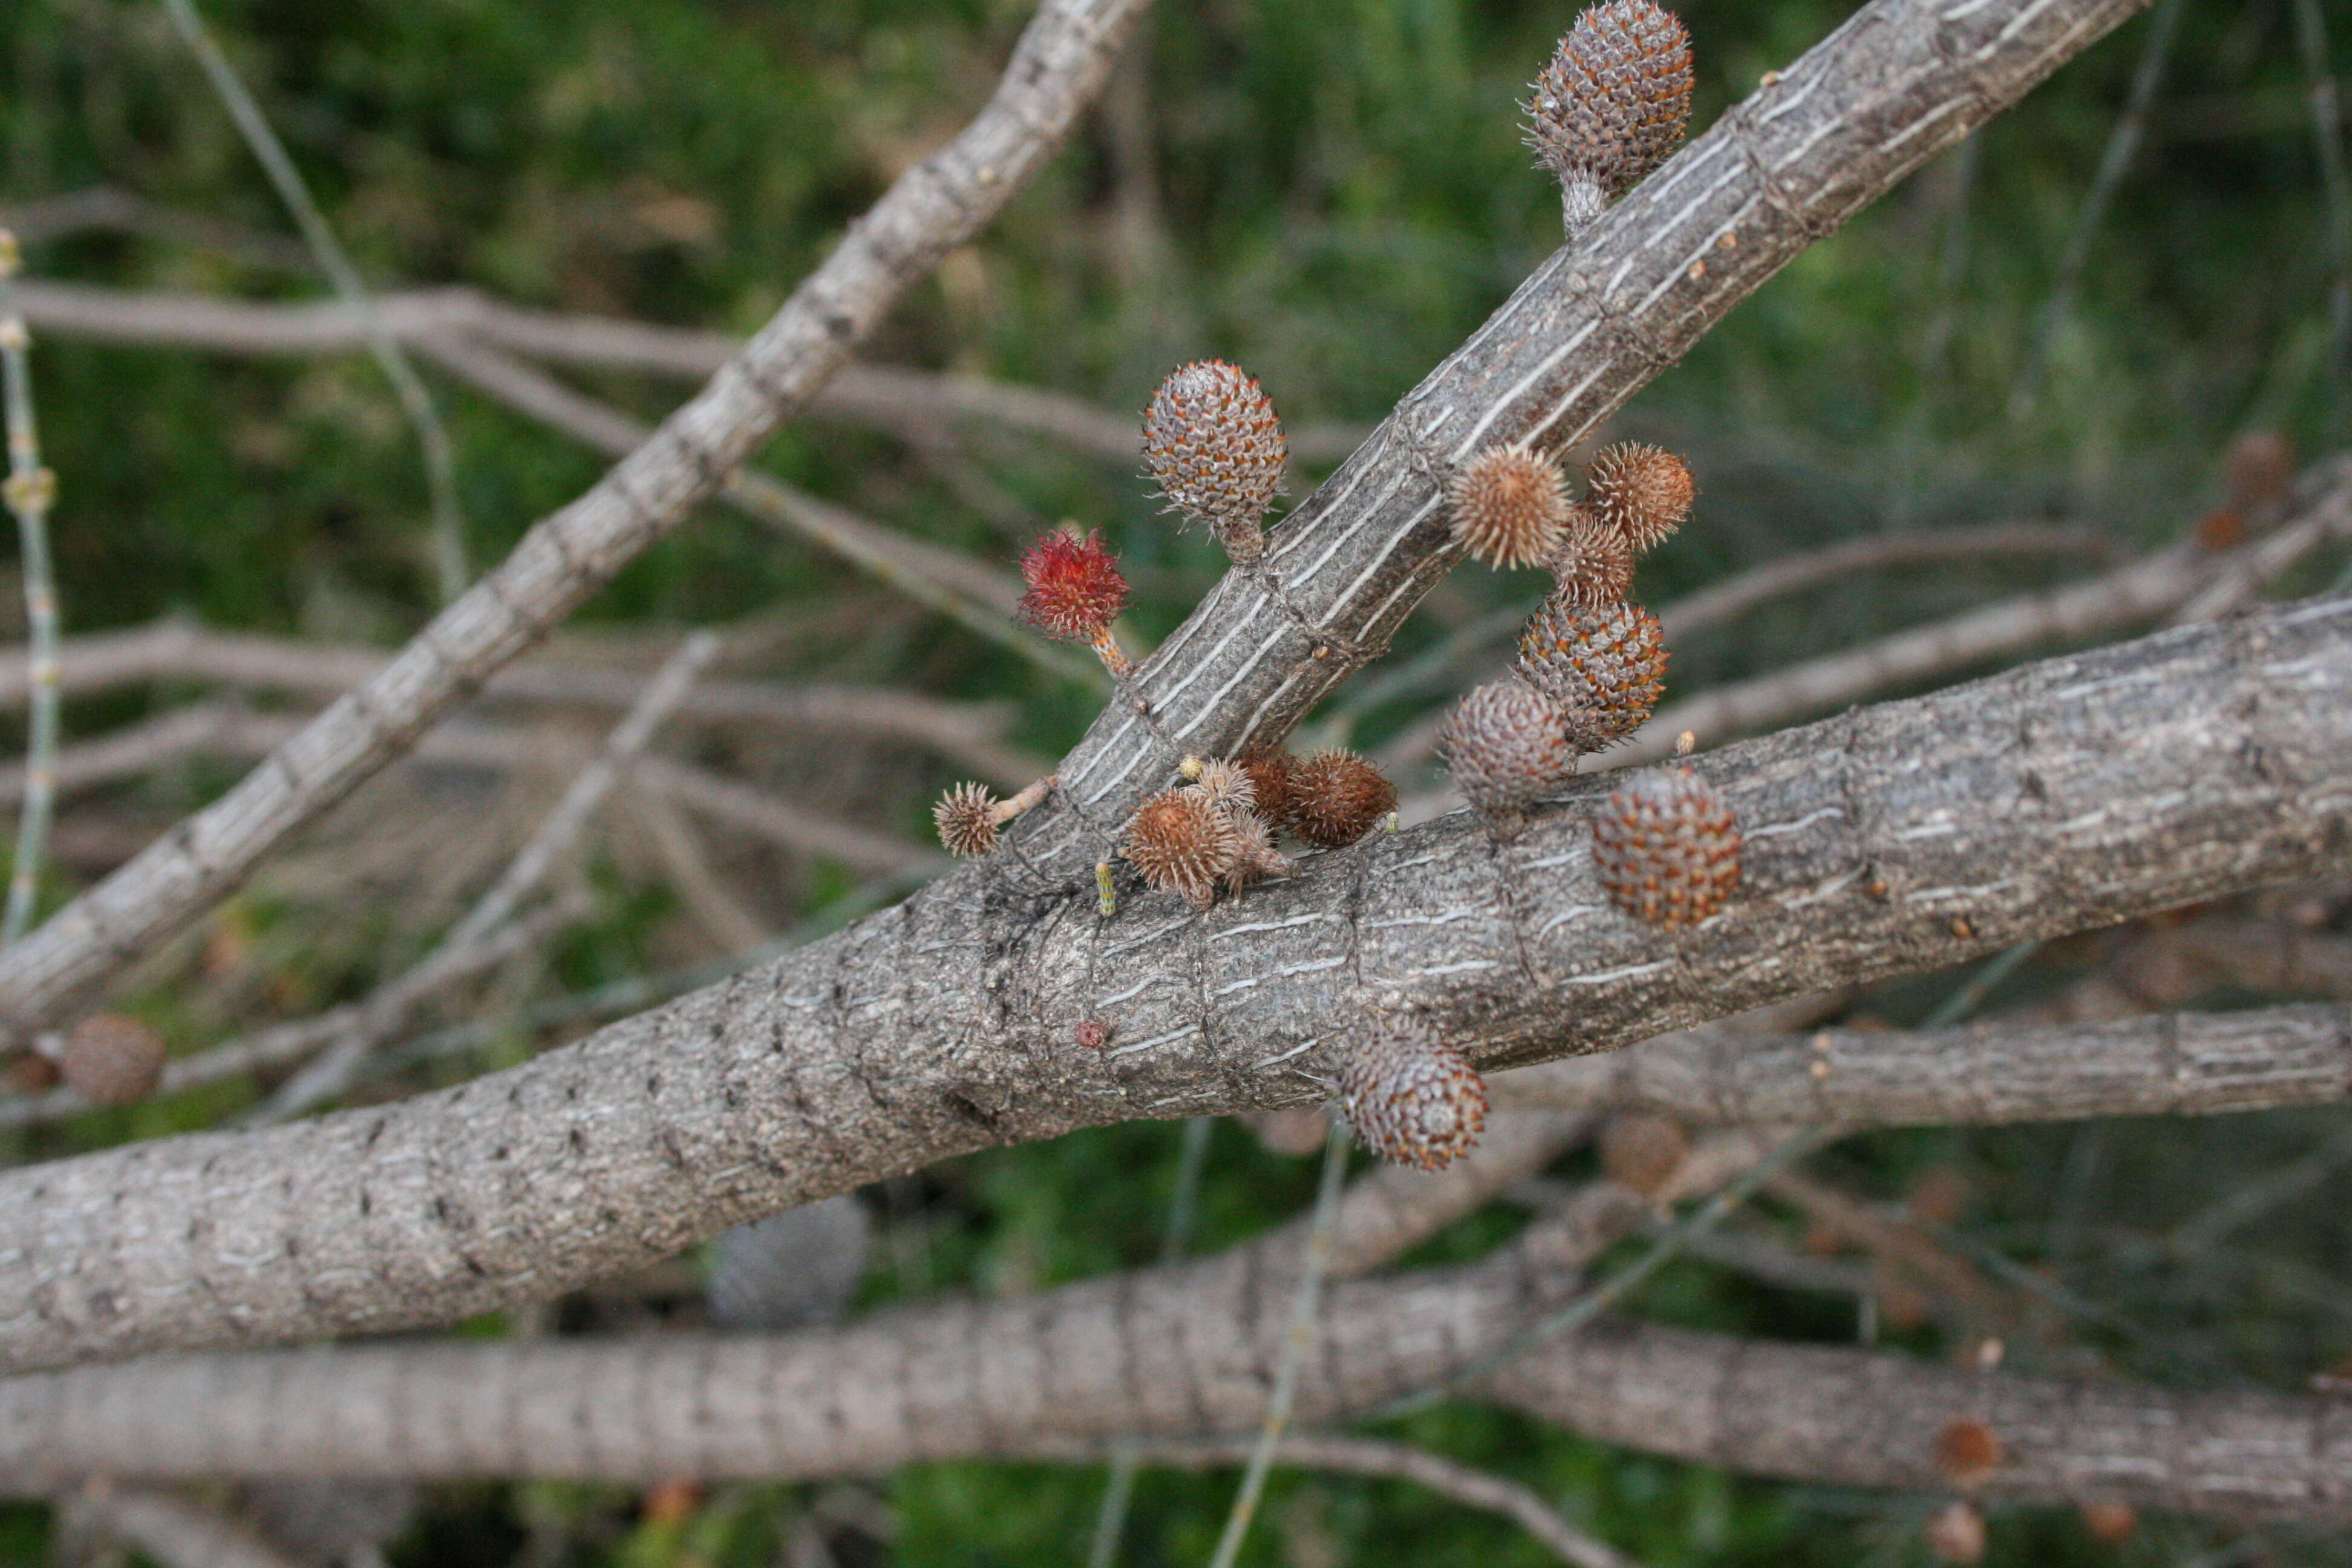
[1,596,2347,1374]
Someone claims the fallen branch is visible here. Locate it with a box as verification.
[0,596,2343,1371]
[0,0,1151,1039]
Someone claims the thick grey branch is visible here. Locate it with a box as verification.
[0,0,1149,1038]
[0,598,2345,1373]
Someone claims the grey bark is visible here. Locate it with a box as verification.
[11,1197,2351,1524]
[1,598,2347,1373]
[0,0,1151,1039]
[1489,1002,2352,1127]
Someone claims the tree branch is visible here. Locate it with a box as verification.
[0,595,2344,1371]
[0,0,1151,1039]
[1488,1002,2352,1128]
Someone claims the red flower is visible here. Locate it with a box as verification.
[1016,529,1129,641]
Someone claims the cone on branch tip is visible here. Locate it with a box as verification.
[1515,594,1667,750]
[1440,677,1577,835]
[1289,749,1397,848]
[933,776,1054,858]
[1142,359,1286,566]
[59,1014,168,1108]
[1547,503,1636,606]
[1527,0,1694,236]
[1591,765,1741,927]
[1585,441,1694,553]
[1338,1019,1488,1171]
[1122,788,1244,912]
[1015,528,1132,676]
[1448,443,1571,569]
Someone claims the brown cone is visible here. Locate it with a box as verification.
[1526,1,1694,200]
[1123,788,1243,911]
[1143,359,1287,563]
[1338,1019,1488,1171]
[1590,765,1741,927]
[1547,503,1636,606]
[1448,444,1571,569]
[1515,594,1667,750]
[1289,750,1396,849]
[61,1014,168,1108]
[1440,677,1576,832]
[1584,441,1693,553]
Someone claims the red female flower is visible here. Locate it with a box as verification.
[1016,528,1132,676]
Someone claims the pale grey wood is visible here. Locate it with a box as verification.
[0,598,2346,1374]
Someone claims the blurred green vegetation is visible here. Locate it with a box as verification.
[3,0,2351,1563]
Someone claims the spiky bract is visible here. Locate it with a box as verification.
[1220,810,1295,892]
[1585,441,1693,552]
[1526,1,1693,204]
[1449,443,1570,569]
[1440,678,1576,832]
[933,782,1001,858]
[1547,503,1635,606]
[1186,757,1258,818]
[1289,750,1396,848]
[1123,788,1243,911]
[1590,765,1741,927]
[1337,1019,1488,1171]
[61,1013,168,1108]
[1515,595,1667,750]
[1014,528,1129,642]
[1142,359,1286,563]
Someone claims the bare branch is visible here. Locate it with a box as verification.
[1488,1002,2352,1128]
[0,0,1151,1039]
[64,1485,304,1568]
[0,596,2343,1372]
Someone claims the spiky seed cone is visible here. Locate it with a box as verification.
[1186,757,1258,818]
[1527,0,1693,232]
[60,1014,167,1108]
[1546,503,1635,606]
[1515,595,1667,750]
[1599,1111,1690,1196]
[1584,442,1693,553]
[1142,359,1286,564]
[1449,443,1571,569]
[1236,746,1295,831]
[1289,750,1396,849]
[1924,1501,1987,1565]
[934,782,1002,858]
[1221,810,1295,892]
[1934,1419,2005,1488]
[1337,1019,1488,1171]
[1440,678,1576,833]
[1123,788,1243,911]
[1591,765,1741,927]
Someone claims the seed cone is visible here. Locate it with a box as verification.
[1143,359,1286,564]
[934,782,1002,858]
[1289,750,1396,849]
[1338,1019,1488,1171]
[1526,0,1694,232]
[60,1013,168,1108]
[1440,678,1576,833]
[1599,1111,1689,1196]
[1123,788,1243,911]
[1236,746,1296,829]
[1584,441,1693,553]
[1515,595,1667,750]
[1016,528,1130,645]
[1591,765,1741,927]
[1934,1418,2005,1487]
[1221,810,1295,892]
[1449,443,1570,569]
[1185,757,1258,818]
[1547,503,1636,606]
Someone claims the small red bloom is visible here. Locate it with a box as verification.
[1016,529,1129,642]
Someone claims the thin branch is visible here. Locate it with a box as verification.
[0,0,1151,1040]
[65,1485,304,1568]
[0,186,314,270]
[254,632,719,1121]
[0,595,2344,1372]
[2291,0,2352,374]
[1040,1433,1643,1568]
[1486,1003,2352,1129]
[158,0,470,601]
[2010,0,2189,416]
[0,234,61,946]
[0,618,1044,787]
[2,276,1368,467]
[626,786,774,955]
